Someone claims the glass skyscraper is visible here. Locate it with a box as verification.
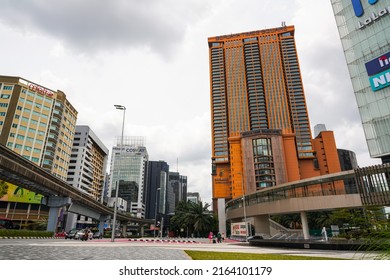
[331,0,390,162]
[108,136,148,218]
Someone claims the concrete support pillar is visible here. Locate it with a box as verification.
[122,224,127,237]
[47,207,59,232]
[301,211,310,240]
[140,225,144,237]
[253,215,271,237]
[217,198,227,237]
[42,196,71,232]
[65,212,78,232]
[99,215,109,235]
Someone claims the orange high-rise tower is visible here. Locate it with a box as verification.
[208,26,341,210]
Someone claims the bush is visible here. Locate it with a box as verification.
[0,229,54,238]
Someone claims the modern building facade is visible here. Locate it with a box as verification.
[0,75,77,224]
[208,26,342,211]
[67,125,108,200]
[187,192,201,204]
[144,161,169,220]
[108,136,148,218]
[331,0,390,163]
[166,172,187,214]
[0,75,77,180]
[338,148,358,171]
[65,125,108,230]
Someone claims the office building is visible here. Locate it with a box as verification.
[208,26,342,210]
[144,161,169,220]
[166,172,187,214]
[314,124,327,138]
[108,136,148,218]
[65,125,109,230]
[187,192,201,204]
[0,75,77,223]
[331,0,390,163]
[338,149,358,171]
[67,125,108,200]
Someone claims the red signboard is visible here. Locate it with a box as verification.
[28,83,54,97]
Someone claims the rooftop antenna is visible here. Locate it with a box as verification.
[281,21,286,27]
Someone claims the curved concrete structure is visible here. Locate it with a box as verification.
[226,165,390,238]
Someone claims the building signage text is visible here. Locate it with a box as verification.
[352,0,390,29]
[113,147,146,153]
[357,6,390,29]
[365,51,390,76]
[28,83,54,97]
[369,68,390,91]
[352,0,379,17]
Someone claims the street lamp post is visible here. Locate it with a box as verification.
[154,188,160,238]
[111,104,126,242]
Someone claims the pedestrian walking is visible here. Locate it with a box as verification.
[208,231,213,243]
[217,232,222,243]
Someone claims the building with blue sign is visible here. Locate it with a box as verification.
[331,0,390,163]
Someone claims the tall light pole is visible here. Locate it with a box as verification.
[111,104,126,242]
[154,188,160,238]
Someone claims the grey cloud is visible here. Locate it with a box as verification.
[0,0,211,57]
[302,42,361,126]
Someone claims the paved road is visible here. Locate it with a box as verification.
[0,238,374,260]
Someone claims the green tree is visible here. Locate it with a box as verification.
[170,201,215,237]
[308,211,333,229]
[271,214,302,229]
[0,180,8,199]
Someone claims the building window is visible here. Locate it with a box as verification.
[252,138,276,189]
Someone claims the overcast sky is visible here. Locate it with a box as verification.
[0,0,382,206]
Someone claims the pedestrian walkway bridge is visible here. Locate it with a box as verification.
[0,143,152,231]
[226,164,390,238]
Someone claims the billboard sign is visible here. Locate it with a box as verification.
[365,51,390,76]
[352,1,390,30]
[352,0,379,17]
[231,222,247,236]
[369,68,390,91]
[0,180,43,204]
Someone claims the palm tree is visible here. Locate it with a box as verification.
[170,201,214,237]
[188,201,214,235]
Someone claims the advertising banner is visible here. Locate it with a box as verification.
[231,222,247,236]
[365,51,390,76]
[0,180,43,204]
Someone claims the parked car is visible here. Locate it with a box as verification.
[75,229,93,241]
[93,231,103,239]
[0,218,14,229]
[247,235,264,241]
[65,229,78,239]
[74,229,86,240]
